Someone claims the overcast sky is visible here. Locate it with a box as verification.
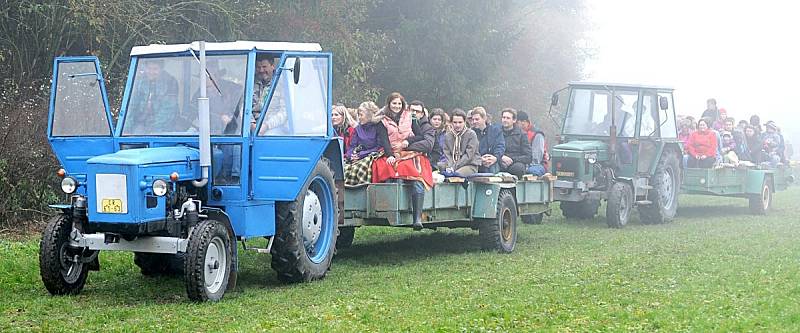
[584,0,799,151]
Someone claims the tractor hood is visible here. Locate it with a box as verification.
[552,140,608,152]
[87,146,200,166]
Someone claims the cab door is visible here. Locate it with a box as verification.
[48,57,116,174]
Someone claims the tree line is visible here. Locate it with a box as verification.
[0,0,588,228]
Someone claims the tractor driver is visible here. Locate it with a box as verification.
[127,60,179,134]
[252,55,287,135]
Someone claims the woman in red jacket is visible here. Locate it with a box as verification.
[686,118,718,168]
[332,104,355,156]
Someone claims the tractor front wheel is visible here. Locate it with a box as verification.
[606,182,633,228]
[39,214,90,295]
[184,219,233,302]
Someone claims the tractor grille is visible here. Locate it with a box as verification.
[554,157,580,178]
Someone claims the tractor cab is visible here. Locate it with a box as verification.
[549,82,682,227]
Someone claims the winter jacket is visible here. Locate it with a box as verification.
[686,129,718,158]
[430,128,447,168]
[335,125,355,154]
[443,128,481,171]
[501,125,532,165]
[346,120,392,161]
[406,115,435,155]
[474,123,506,160]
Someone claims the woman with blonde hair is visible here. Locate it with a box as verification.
[343,101,392,186]
[332,104,355,154]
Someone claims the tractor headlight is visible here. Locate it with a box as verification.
[152,179,168,196]
[585,153,598,164]
[61,177,77,194]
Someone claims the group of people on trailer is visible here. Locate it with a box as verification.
[680,98,789,169]
[331,93,550,229]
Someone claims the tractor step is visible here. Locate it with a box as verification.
[640,185,654,190]
[635,200,653,205]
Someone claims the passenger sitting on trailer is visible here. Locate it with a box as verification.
[371,92,435,230]
[686,118,718,168]
[440,109,480,176]
[719,131,740,166]
[498,108,532,177]
[470,106,506,174]
[343,101,392,186]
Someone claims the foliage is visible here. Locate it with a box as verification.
[2,190,800,330]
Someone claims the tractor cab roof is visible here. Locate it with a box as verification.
[568,81,674,92]
[130,41,323,56]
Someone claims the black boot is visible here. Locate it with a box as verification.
[412,193,424,230]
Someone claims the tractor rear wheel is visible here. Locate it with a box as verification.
[639,150,681,224]
[749,179,773,215]
[184,219,233,302]
[561,199,600,219]
[479,190,517,253]
[271,158,339,283]
[39,214,90,295]
[606,182,633,228]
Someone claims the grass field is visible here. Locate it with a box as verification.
[2,187,800,332]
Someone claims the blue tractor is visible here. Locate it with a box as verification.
[40,41,342,301]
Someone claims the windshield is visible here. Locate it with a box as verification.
[564,88,638,137]
[122,54,247,136]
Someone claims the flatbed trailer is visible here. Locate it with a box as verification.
[339,178,553,252]
[681,165,797,214]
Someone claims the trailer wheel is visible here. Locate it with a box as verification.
[184,219,232,302]
[561,199,600,219]
[479,190,517,253]
[134,253,184,276]
[272,158,339,283]
[39,214,90,295]
[522,213,544,225]
[336,227,355,249]
[749,179,773,215]
[606,182,633,228]
[639,150,681,224]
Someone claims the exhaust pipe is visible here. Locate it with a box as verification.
[192,40,211,187]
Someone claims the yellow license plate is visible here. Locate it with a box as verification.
[101,199,123,213]
[556,171,575,177]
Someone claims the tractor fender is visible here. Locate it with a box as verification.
[322,138,345,180]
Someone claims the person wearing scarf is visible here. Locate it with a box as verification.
[439,109,480,176]
[371,92,434,230]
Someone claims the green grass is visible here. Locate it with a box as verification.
[3,188,800,332]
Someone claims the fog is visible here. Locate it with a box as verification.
[584,0,800,156]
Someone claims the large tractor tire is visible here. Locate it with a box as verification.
[749,179,773,215]
[479,190,517,253]
[561,199,601,219]
[184,219,233,302]
[606,182,633,228]
[271,159,339,283]
[336,227,356,249]
[39,214,90,295]
[639,150,681,224]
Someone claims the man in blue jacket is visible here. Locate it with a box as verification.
[470,106,505,174]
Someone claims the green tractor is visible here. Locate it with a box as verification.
[549,82,682,228]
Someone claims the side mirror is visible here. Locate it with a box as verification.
[551,92,559,106]
[292,57,301,84]
[659,96,669,110]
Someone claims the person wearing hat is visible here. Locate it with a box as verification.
[762,121,785,165]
